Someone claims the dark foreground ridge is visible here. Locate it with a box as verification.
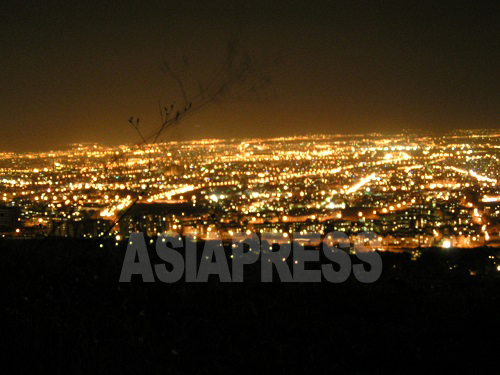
[2,238,499,373]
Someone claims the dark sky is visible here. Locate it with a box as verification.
[0,0,498,152]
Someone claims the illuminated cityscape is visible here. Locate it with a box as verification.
[1,129,498,250]
[2,1,498,372]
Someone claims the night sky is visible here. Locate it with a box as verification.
[0,0,498,152]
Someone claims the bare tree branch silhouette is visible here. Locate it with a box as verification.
[86,39,270,253]
[30,39,271,259]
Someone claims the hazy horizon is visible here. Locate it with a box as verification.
[1,1,498,152]
[2,127,499,154]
